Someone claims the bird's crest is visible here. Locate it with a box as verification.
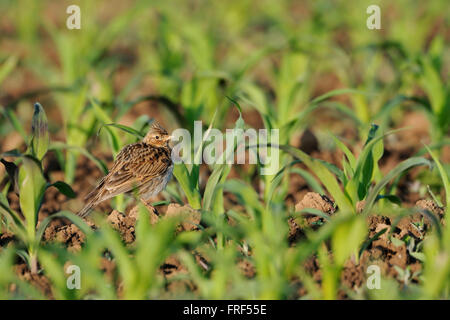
[150,119,167,134]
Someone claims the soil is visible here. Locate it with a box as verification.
[288,192,445,298]
[159,255,196,297]
[43,221,87,251]
[165,203,202,233]
[13,263,53,298]
[289,192,336,243]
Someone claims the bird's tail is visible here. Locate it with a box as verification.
[77,178,106,218]
[77,201,95,218]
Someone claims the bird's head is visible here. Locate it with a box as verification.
[143,120,172,147]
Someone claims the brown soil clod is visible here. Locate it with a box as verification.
[0,232,15,249]
[127,203,160,224]
[367,215,392,238]
[295,192,336,215]
[237,258,256,278]
[288,217,305,244]
[289,192,336,243]
[160,255,196,296]
[365,213,426,280]
[415,199,445,221]
[341,258,365,291]
[164,203,201,233]
[14,264,53,298]
[107,210,137,244]
[43,220,87,251]
[100,257,117,283]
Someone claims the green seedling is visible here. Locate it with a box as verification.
[0,103,78,274]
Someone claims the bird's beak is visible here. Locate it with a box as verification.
[164,135,174,141]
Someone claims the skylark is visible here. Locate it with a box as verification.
[78,120,173,218]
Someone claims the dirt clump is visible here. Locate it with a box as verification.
[295,192,336,215]
[14,264,52,298]
[160,255,196,296]
[365,214,421,279]
[164,204,201,232]
[127,202,160,222]
[0,232,15,249]
[303,256,322,282]
[43,220,89,251]
[415,199,445,221]
[107,209,137,244]
[100,257,117,283]
[237,258,256,278]
[289,192,336,243]
[107,204,163,243]
[341,258,366,291]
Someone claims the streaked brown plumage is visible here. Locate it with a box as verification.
[77,120,173,218]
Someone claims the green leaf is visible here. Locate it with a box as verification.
[91,98,121,155]
[364,123,379,146]
[203,106,242,216]
[359,149,374,199]
[203,165,226,212]
[0,149,23,158]
[0,193,27,241]
[317,159,346,184]
[295,208,331,221]
[425,145,449,209]
[390,236,404,247]
[420,57,445,115]
[49,142,108,175]
[36,210,93,244]
[173,163,201,209]
[18,156,47,241]
[309,88,362,106]
[359,227,388,258]
[31,103,50,160]
[332,215,367,266]
[362,157,431,215]
[410,251,425,262]
[0,158,19,193]
[50,181,76,198]
[224,179,265,221]
[0,107,28,142]
[376,194,402,206]
[270,159,325,195]
[278,144,354,214]
[100,123,144,140]
[291,167,325,195]
[321,101,364,128]
[425,145,450,244]
[356,124,382,200]
[329,132,356,170]
[348,127,405,204]
[0,247,16,291]
[0,56,18,86]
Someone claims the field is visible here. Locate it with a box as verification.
[0,0,449,300]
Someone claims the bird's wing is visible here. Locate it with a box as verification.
[100,143,172,198]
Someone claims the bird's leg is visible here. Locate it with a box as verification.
[139,197,159,216]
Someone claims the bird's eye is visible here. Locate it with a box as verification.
[155,136,160,139]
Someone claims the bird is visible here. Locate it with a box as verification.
[77,120,173,218]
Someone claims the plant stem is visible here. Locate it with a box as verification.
[30,252,38,274]
[65,151,77,184]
